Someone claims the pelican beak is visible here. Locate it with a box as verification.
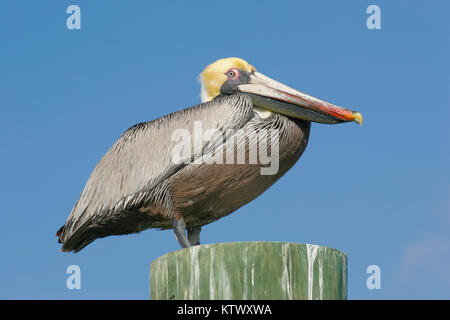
[237,71,363,125]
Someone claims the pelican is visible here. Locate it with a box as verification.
[57,57,362,252]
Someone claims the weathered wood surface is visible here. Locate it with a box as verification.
[150,241,347,300]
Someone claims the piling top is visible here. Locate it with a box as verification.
[150,241,347,300]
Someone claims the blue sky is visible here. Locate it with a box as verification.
[0,0,448,299]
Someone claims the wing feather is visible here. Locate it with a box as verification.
[58,94,254,245]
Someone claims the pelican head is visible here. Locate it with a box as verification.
[200,57,362,125]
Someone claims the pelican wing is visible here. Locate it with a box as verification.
[58,94,254,248]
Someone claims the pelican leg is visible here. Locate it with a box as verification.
[187,226,201,246]
[173,217,192,248]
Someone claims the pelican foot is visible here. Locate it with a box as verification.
[173,217,192,248]
[187,226,201,246]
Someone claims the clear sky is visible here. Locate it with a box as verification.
[0,0,448,299]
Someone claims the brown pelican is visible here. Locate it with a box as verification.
[57,57,362,252]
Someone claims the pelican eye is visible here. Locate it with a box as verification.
[225,68,240,81]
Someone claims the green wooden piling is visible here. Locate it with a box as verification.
[150,241,347,300]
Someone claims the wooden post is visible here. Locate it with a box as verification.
[150,241,347,300]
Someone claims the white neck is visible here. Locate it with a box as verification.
[199,75,211,103]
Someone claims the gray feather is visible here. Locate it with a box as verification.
[58,94,254,250]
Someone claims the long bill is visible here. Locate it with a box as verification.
[238,71,363,125]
